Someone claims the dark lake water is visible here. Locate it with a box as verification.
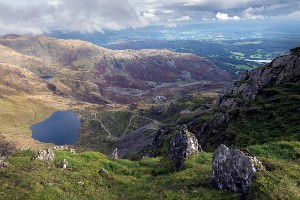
[41,76,54,81]
[31,111,81,145]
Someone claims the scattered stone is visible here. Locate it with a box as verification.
[53,145,69,150]
[0,156,10,167]
[180,71,192,81]
[153,96,166,103]
[99,168,109,179]
[111,148,118,159]
[20,147,30,151]
[99,168,108,174]
[78,181,84,185]
[211,144,265,194]
[32,148,55,161]
[61,159,68,169]
[70,149,76,154]
[167,126,201,170]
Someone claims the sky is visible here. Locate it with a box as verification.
[0,0,299,35]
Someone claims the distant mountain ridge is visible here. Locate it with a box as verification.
[0,35,230,104]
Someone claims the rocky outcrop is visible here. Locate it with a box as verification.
[32,148,55,161]
[188,50,300,149]
[217,50,300,110]
[117,124,159,159]
[167,126,201,170]
[211,144,265,194]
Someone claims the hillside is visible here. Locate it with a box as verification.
[187,47,300,150]
[0,37,299,199]
[0,35,230,104]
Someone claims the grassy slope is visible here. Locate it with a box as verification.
[225,81,300,147]
[0,94,72,149]
[1,141,299,199]
[0,150,237,200]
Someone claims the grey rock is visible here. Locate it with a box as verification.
[99,168,109,178]
[211,144,265,194]
[111,148,118,159]
[32,148,54,161]
[70,149,76,154]
[212,112,231,127]
[2,161,10,167]
[61,159,68,169]
[117,124,158,159]
[167,126,201,170]
[153,96,166,103]
[181,71,192,81]
[0,156,10,167]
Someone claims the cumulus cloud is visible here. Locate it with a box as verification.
[216,12,240,20]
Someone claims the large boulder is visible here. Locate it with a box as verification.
[211,144,265,194]
[167,126,201,170]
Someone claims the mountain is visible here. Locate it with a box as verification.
[0,35,230,104]
[0,47,299,199]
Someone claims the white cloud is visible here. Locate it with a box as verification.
[216,12,240,20]
[142,12,159,23]
[0,0,299,35]
[174,15,191,22]
[281,11,300,19]
[0,0,145,35]
[242,7,265,20]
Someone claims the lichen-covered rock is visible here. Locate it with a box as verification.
[167,126,201,170]
[211,144,265,194]
[32,148,54,161]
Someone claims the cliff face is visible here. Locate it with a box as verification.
[189,49,300,149]
[0,35,231,104]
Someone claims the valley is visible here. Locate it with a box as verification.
[0,34,299,199]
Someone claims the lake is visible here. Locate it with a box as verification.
[41,76,54,81]
[31,111,81,145]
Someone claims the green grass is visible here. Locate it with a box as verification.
[0,150,238,200]
[248,141,300,199]
[2,142,300,199]
[225,82,300,147]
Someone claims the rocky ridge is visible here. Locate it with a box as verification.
[188,49,300,149]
